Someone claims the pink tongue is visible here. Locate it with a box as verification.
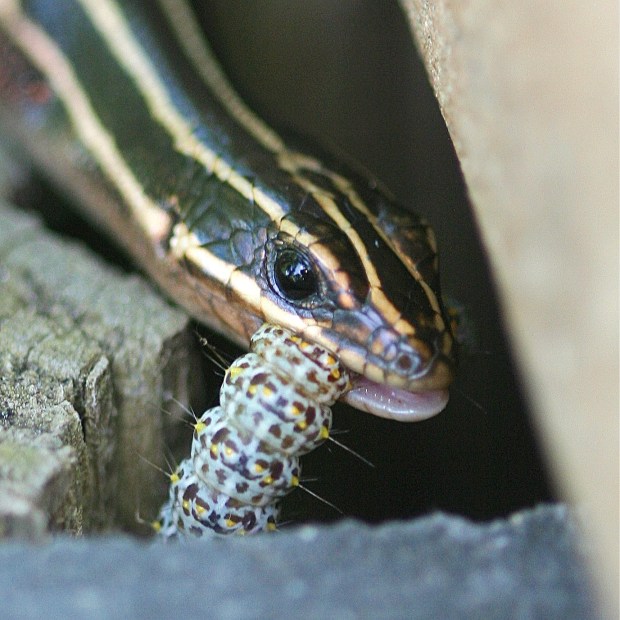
[341,377,449,422]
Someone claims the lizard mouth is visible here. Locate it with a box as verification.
[341,373,450,422]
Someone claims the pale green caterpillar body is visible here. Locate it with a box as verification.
[156,323,349,538]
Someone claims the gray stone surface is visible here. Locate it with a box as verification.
[0,505,596,619]
[0,200,199,535]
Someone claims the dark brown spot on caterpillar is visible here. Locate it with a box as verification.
[195,496,209,512]
[212,428,230,444]
[307,370,320,385]
[305,406,317,423]
[184,484,199,501]
[270,461,284,479]
[242,513,257,529]
[250,372,269,385]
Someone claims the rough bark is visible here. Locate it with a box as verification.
[0,200,200,536]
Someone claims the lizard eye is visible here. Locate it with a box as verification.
[271,246,319,303]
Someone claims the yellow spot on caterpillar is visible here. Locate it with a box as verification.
[267,522,277,532]
[262,385,273,397]
[326,354,337,366]
[228,366,243,379]
[182,499,190,511]
[297,420,308,431]
[225,446,234,456]
[151,520,162,533]
[320,427,329,439]
[225,518,236,528]
[210,444,219,457]
[290,335,302,344]
[248,385,257,395]
[254,463,265,473]
[195,504,205,515]
[330,368,341,380]
[169,472,180,484]
[291,475,299,487]
[263,475,274,485]
[194,421,206,434]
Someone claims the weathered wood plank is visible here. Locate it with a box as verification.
[0,199,201,537]
[399,2,618,614]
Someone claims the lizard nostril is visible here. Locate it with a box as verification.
[396,353,413,371]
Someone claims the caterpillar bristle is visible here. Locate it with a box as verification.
[138,453,175,481]
[297,483,344,515]
[167,396,200,422]
[327,436,375,469]
[196,332,235,373]
[452,386,488,416]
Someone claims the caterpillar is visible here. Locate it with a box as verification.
[155,323,350,539]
